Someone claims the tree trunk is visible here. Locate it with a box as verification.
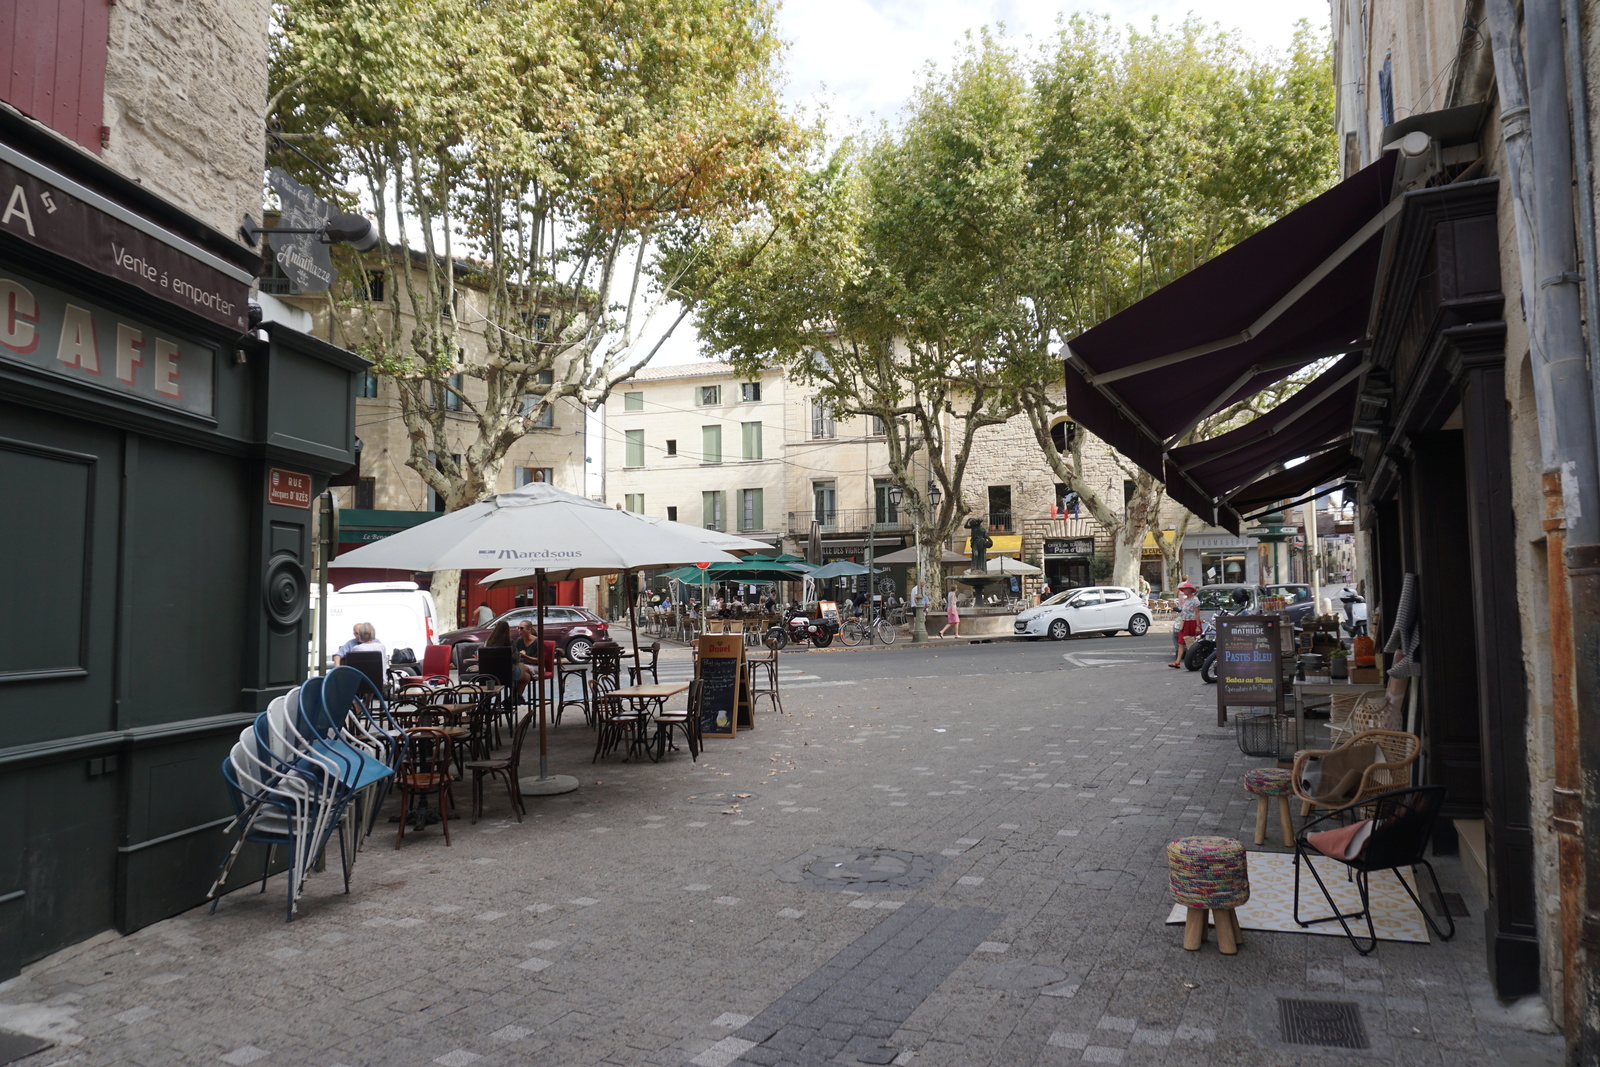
[431,569,462,632]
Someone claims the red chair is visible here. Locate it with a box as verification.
[418,643,453,684]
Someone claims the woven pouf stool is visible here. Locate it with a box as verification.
[1167,836,1250,954]
[1243,767,1296,847]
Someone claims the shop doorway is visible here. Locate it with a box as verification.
[1046,557,1089,591]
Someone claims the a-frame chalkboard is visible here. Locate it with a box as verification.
[1215,615,1286,727]
[696,634,750,737]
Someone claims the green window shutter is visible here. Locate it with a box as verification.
[702,425,721,464]
[624,493,644,513]
[742,421,762,460]
[742,488,763,530]
[702,490,724,531]
[624,391,643,411]
[625,429,644,467]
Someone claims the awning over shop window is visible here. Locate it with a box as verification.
[964,534,1023,557]
[1062,154,1397,533]
[1226,444,1356,516]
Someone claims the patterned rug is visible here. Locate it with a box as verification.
[1163,850,1432,944]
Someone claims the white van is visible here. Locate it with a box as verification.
[321,581,439,668]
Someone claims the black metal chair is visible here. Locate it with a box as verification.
[1292,784,1456,954]
[627,642,662,685]
[341,651,386,696]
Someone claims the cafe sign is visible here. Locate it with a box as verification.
[0,266,215,417]
[0,149,251,331]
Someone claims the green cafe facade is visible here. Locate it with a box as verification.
[0,117,362,977]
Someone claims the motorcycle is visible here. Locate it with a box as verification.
[763,606,839,650]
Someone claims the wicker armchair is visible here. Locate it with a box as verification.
[1291,729,1420,817]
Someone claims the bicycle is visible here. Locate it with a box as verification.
[839,609,898,647]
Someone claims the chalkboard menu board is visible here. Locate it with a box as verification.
[1215,615,1284,726]
[697,634,747,737]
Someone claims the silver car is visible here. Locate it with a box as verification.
[1012,586,1153,640]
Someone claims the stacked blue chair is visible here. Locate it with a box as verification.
[208,668,403,920]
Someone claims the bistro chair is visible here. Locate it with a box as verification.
[628,642,663,686]
[465,708,535,824]
[652,678,703,762]
[341,650,385,696]
[747,646,783,714]
[1291,729,1420,817]
[556,660,592,727]
[418,643,454,685]
[1293,785,1456,954]
[394,727,455,848]
[591,673,647,762]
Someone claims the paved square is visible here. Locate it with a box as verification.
[0,644,1564,1066]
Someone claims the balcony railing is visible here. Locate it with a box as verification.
[788,507,909,534]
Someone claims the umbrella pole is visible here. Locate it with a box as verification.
[521,567,578,796]
[627,571,642,680]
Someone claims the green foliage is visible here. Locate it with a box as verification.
[268,0,806,508]
[683,15,1335,585]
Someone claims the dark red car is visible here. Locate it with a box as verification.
[437,606,609,662]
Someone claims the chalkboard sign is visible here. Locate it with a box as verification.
[1215,615,1284,726]
[697,634,747,737]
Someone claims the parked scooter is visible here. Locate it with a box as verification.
[1339,592,1368,637]
[764,605,839,650]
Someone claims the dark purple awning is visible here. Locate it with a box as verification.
[1227,444,1357,515]
[1061,154,1397,531]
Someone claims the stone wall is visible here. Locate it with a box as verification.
[101,0,271,236]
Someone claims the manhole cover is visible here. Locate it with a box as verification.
[685,791,760,806]
[801,848,944,892]
[1278,999,1369,1049]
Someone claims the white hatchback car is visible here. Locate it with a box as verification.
[1012,586,1152,640]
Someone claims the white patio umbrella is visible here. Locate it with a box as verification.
[977,557,1042,576]
[330,483,739,794]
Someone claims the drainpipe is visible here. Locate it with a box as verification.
[1558,0,1600,1055]
[1488,0,1600,1055]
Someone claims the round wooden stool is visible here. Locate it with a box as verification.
[1243,767,1295,846]
[1167,836,1250,954]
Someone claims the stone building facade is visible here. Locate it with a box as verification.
[100,0,272,236]
[278,253,589,512]
[604,362,789,545]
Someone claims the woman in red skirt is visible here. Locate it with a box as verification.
[1169,580,1200,668]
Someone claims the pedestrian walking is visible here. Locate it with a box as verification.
[475,600,494,626]
[939,590,960,638]
[1136,573,1150,606]
[1169,581,1199,668]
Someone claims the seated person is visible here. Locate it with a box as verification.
[337,622,387,671]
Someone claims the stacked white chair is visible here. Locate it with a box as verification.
[209,668,402,920]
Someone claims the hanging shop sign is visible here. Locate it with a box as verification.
[0,151,250,331]
[265,168,335,294]
[0,265,215,417]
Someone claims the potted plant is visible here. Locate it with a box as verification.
[1329,646,1349,680]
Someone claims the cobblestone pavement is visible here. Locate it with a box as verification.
[0,652,1565,1066]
